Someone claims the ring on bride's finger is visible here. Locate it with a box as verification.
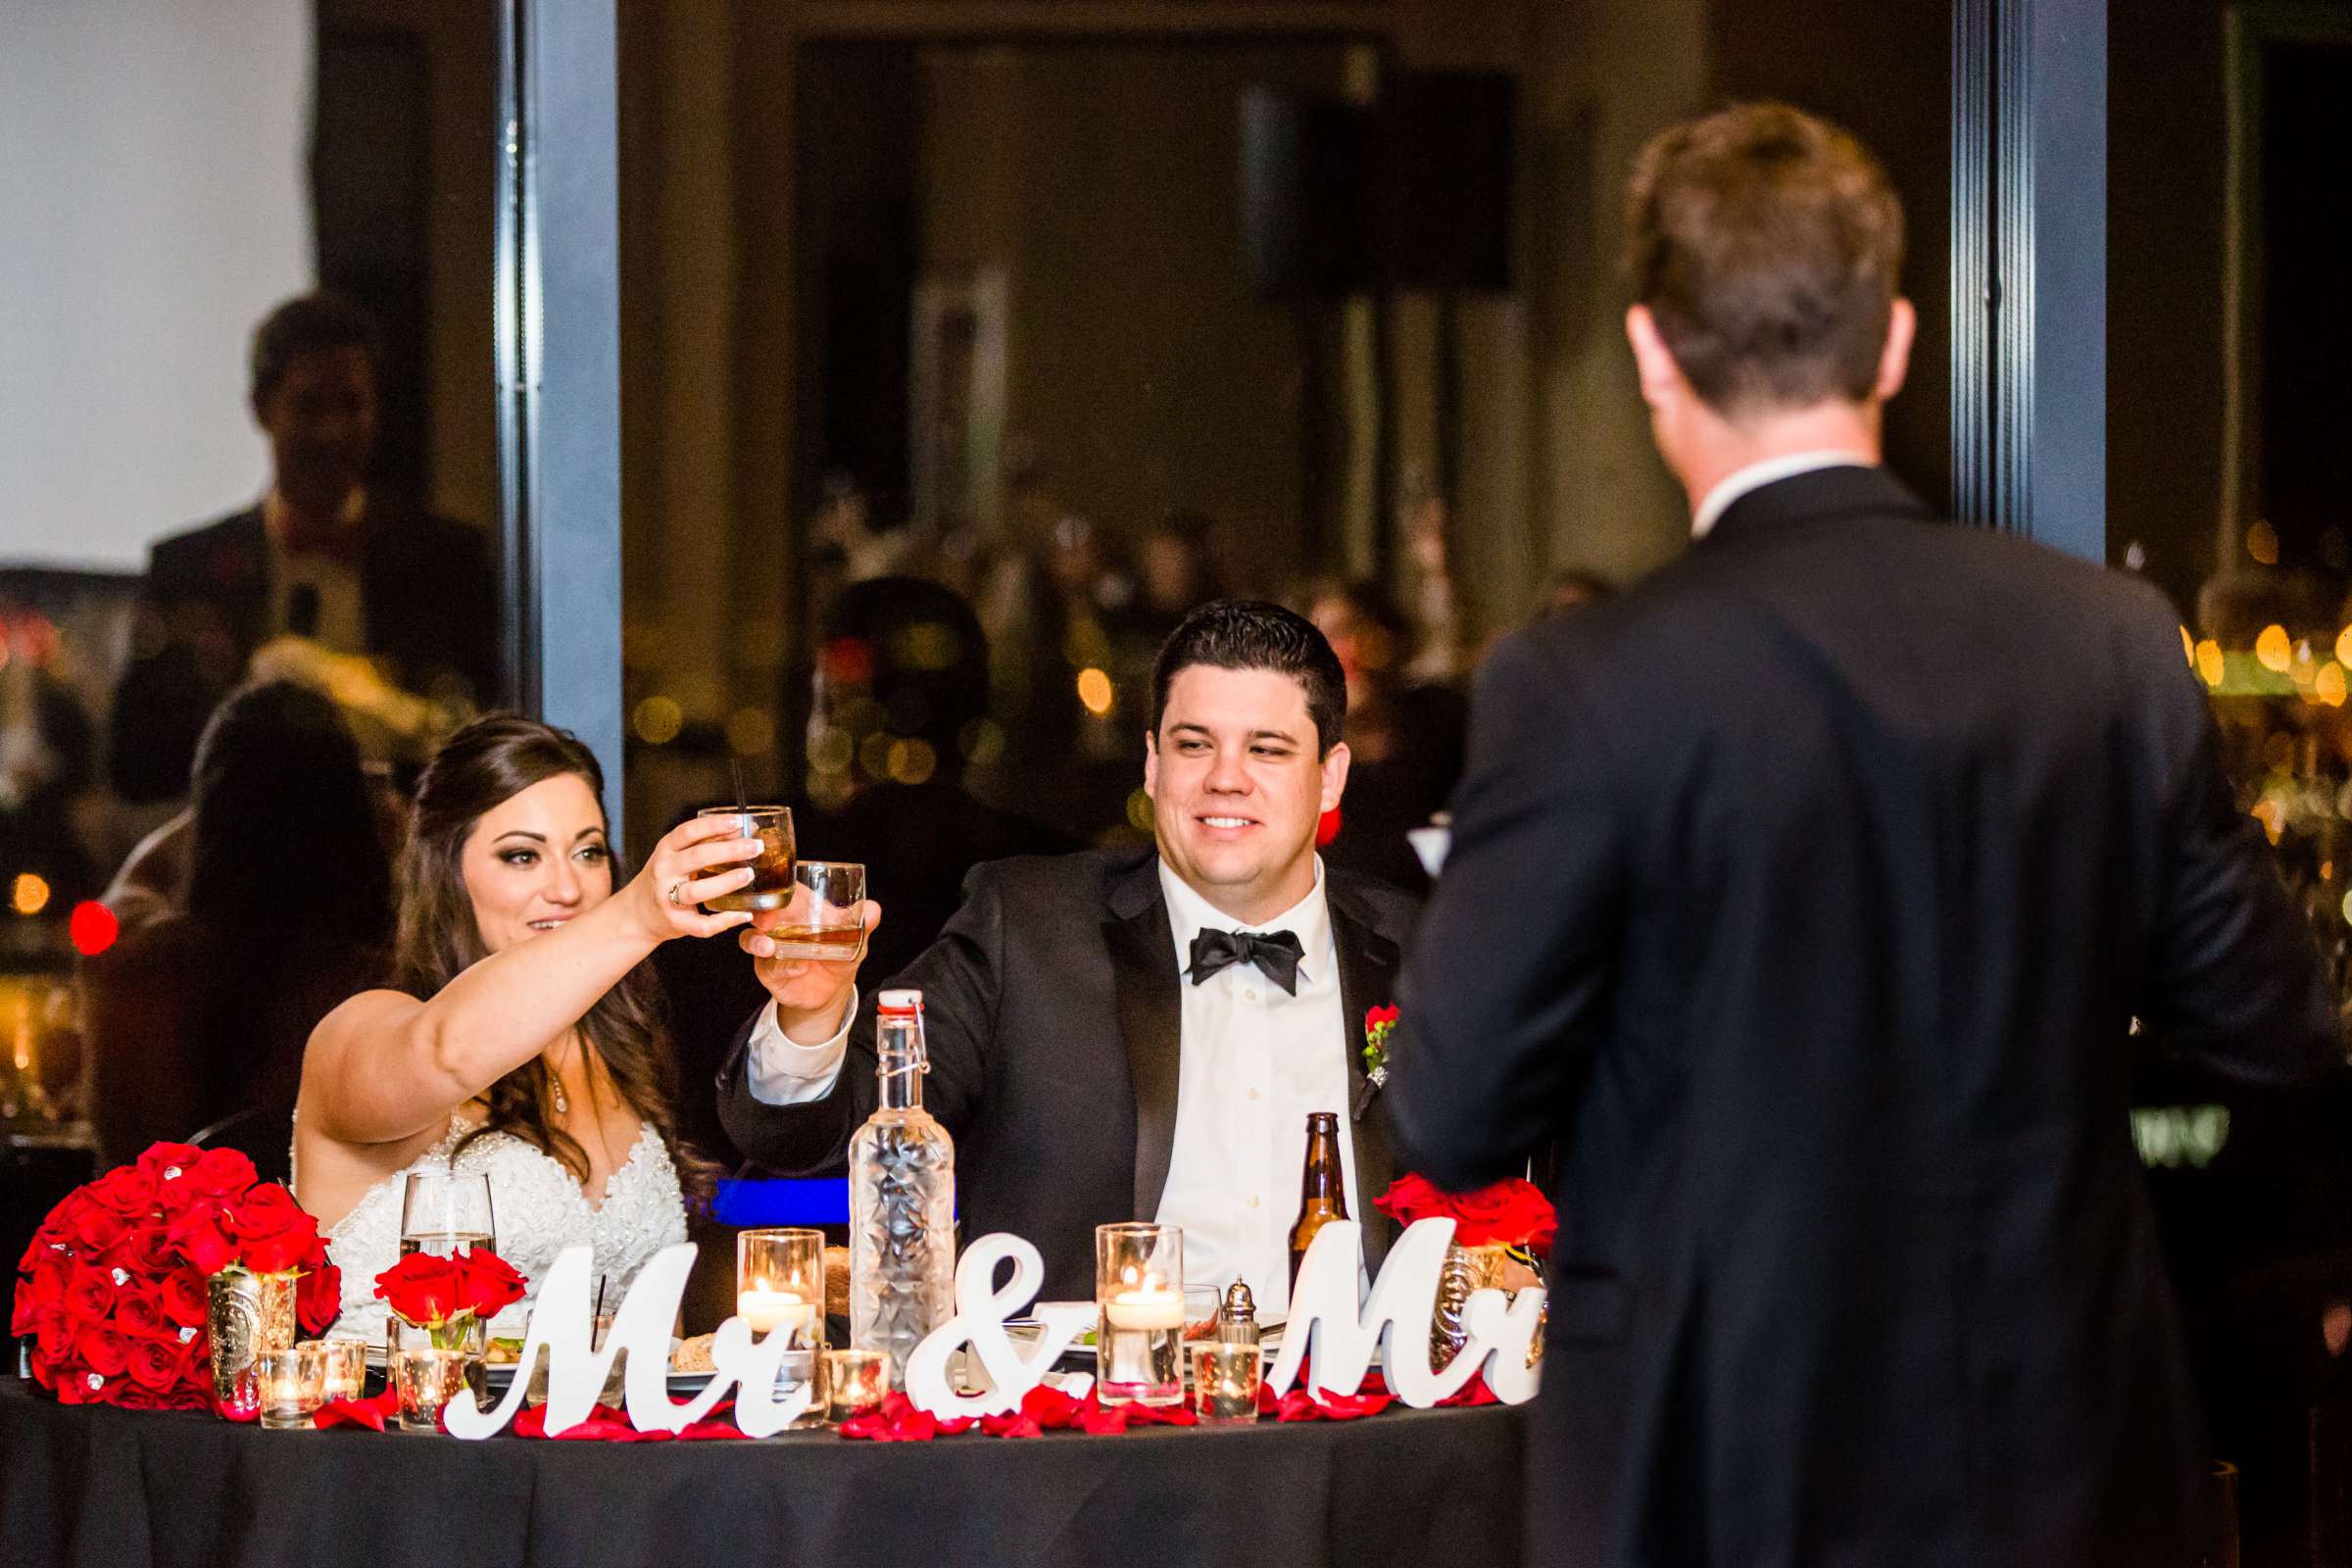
[667,880,685,906]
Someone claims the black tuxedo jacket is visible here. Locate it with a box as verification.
[1394,466,2340,1566]
[718,847,1419,1301]
[109,504,498,800]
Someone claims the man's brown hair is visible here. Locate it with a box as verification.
[1625,102,1904,417]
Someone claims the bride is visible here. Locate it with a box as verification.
[293,715,762,1338]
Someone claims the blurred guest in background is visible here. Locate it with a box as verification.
[1397,475,1466,685]
[1305,578,1466,895]
[108,292,497,803]
[79,681,392,1177]
[0,621,99,906]
[1394,102,2339,1565]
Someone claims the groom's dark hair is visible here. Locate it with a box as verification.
[1150,599,1346,757]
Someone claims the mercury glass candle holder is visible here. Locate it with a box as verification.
[316,1339,368,1405]
[1191,1342,1262,1424]
[257,1344,327,1430]
[1095,1222,1184,1407]
[391,1346,470,1433]
[823,1348,890,1423]
[738,1227,826,1427]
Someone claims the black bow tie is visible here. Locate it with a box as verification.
[1186,927,1305,995]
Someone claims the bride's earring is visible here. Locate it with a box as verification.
[548,1064,568,1115]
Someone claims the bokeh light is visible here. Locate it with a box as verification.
[1077,667,1114,716]
[69,901,118,956]
[10,873,50,917]
[632,695,684,745]
[2255,623,2292,673]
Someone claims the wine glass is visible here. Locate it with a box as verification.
[398,1170,496,1259]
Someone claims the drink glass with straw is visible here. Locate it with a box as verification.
[697,767,794,913]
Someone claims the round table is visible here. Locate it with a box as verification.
[0,1377,1528,1568]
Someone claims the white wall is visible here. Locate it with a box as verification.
[0,0,314,569]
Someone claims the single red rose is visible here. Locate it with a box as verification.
[300,1230,331,1271]
[74,1322,131,1378]
[169,1211,237,1276]
[116,1285,171,1342]
[87,1164,158,1217]
[375,1252,464,1329]
[169,1382,217,1412]
[1366,1003,1400,1029]
[187,1147,259,1197]
[70,1200,129,1255]
[239,1216,317,1276]
[35,1306,74,1361]
[63,1261,116,1324]
[298,1261,343,1337]
[126,1336,182,1394]
[135,1141,205,1182]
[226,1183,302,1243]
[124,1221,181,1277]
[455,1249,527,1321]
[161,1267,210,1328]
[1445,1178,1556,1250]
[1371,1172,1451,1228]
[54,1367,108,1406]
[10,1293,55,1342]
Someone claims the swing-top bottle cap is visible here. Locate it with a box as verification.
[877,989,923,1014]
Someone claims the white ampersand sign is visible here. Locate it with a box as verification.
[902,1234,1095,1419]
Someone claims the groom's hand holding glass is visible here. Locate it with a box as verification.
[743,892,880,1044]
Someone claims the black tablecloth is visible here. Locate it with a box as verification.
[0,1377,1528,1568]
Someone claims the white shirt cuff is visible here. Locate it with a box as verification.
[742,989,857,1105]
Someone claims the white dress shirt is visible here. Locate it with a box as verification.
[1152,858,1356,1319]
[741,855,1360,1316]
[263,486,367,652]
[1690,450,1874,539]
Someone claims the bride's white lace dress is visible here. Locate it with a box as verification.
[304,1113,688,1342]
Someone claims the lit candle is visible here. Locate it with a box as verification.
[737,1288,815,1336]
[1102,1286,1184,1331]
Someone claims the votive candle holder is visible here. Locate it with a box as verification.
[257,1343,327,1430]
[1191,1342,1262,1424]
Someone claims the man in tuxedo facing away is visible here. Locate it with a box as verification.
[1391,103,2339,1566]
[718,600,1418,1308]
[109,292,496,801]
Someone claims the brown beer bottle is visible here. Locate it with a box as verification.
[1287,1111,1349,1295]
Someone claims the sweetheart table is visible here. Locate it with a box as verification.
[0,1376,1528,1568]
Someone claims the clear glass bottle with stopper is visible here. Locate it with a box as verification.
[848,989,956,1389]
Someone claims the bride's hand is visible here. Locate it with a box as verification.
[623,814,762,944]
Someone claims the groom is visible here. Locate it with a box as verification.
[718,601,1417,1307]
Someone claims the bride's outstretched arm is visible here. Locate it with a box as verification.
[301,813,760,1146]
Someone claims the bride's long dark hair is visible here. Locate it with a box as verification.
[393,714,711,1204]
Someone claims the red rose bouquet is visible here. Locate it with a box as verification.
[375,1247,527,1349]
[1373,1172,1556,1254]
[11,1142,341,1409]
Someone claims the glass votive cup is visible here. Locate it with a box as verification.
[316,1338,368,1404]
[391,1347,470,1433]
[257,1344,327,1430]
[739,1227,826,1427]
[823,1348,890,1424]
[1182,1285,1221,1346]
[1191,1342,1262,1425]
[1096,1222,1185,1407]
